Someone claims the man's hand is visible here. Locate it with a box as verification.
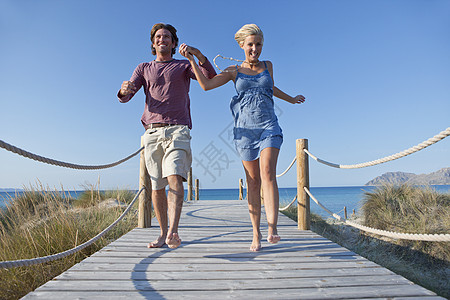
[179,43,206,64]
[120,81,137,96]
[179,43,194,60]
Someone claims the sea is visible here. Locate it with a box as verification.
[1,185,449,219]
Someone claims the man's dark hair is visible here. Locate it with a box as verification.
[150,23,178,55]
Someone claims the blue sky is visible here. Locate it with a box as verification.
[0,0,449,190]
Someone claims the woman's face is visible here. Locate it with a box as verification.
[241,34,263,63]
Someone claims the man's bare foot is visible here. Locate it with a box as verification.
[147,235,166,248]
[166,233,181,249]
[250,232,262,252]
[267,234,281,244]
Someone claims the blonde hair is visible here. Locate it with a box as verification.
[234,24,264,46]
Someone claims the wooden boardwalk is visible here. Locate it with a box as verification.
[24,200,443,299]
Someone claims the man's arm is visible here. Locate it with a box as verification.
[188,46,207,64]
[117,64,143,103]
[183,45,216,79]
[179,43,232,91]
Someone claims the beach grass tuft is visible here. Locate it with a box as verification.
[361,184,449,261]
[0,184,140,300]
[73,183,137,208]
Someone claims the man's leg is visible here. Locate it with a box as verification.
[143,128,168,248]
[165,174,184,248]
[160,125,191,249]
[148,188,168,248]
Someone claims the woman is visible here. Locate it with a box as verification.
[180,24,305,251]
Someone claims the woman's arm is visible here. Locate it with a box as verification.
[266,60,306,104]
[179,43,234,91]
[274,86,306,104]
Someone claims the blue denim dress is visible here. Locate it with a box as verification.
[230,63,283,161]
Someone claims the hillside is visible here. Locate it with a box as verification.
[365,167,450,186]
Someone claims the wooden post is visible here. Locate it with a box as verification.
[239,179,243,200]
[187,167,193,201]
[138,137,152,228]
[296,139,310,230]
[246,181,248,201]
[195,178,199,201]
[344,206,348,219]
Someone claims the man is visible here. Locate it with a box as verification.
[118,23,216,249]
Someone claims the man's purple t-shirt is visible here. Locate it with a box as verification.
[118,59,216,129]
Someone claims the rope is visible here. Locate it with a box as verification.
[304,127,450,169]
[279,195,297,211]
[276,156,297,178]
[304,188,343,221]
[304,187,450,242]
[0,187,144,269]
[0,139,144,170]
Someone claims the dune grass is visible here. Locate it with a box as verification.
[73,184,137,208]
[281,184,450,298]
[0,184,140,300]
[361,184,449,261]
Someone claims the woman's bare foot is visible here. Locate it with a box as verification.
[250,231,262,252]
[166,233,181,249]
[267,234,281,244]
[147,235,166,248]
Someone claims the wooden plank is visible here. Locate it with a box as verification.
[66,260,382,272]
[23,285,441,300]
[22,200,444,299]
[55,267,394,281]
[79,252,368,263]
[89,249,358,258]
[24,275,418,291]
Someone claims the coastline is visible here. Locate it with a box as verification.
[2,185,448,219]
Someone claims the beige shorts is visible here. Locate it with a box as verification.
[142,125,192,190]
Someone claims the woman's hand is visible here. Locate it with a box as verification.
[291,94,306,104]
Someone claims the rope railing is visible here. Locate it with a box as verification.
[304,127,450,169]
[278,127,450,172]
[304,187,450,242]
[0,187,144,269]
[0,139,143,170]
[279,195,297,211]
[276,127,449,240]
[276,156,296,178]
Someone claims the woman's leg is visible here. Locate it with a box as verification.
[260,147,281,243]
[242,159,263,251]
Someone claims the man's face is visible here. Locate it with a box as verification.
[153,28,175,55]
